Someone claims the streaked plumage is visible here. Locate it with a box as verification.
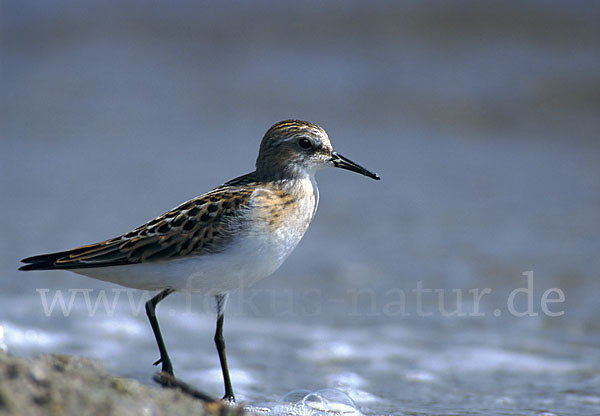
[19,119,380,401]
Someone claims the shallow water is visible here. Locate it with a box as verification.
[1,1,600,415]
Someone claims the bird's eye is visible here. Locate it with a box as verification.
[298,138,313,149]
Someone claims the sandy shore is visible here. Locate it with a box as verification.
[0,351,249,416]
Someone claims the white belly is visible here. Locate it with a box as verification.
[71,228,303,293]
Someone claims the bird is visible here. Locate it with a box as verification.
[19,119,380,402]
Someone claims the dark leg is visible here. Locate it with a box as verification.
[214,294,235,402]
[145,288,175,375]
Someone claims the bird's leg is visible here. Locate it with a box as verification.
[145,288,175,376]
[214,294,235,402]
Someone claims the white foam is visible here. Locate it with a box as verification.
[402,370,437,383]
[2,321,68,350]
[274,389,362,416]
[422,346,575,373]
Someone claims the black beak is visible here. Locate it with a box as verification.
[331,152,380,180]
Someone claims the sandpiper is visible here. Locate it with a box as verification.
[19,120,380,402]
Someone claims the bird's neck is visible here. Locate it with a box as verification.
[255,163,315,185]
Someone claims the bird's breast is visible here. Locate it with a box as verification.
[245,179,317,264]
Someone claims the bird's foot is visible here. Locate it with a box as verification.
[153,372,218,403]
[154,371,177,387]
[152,357,174,376]
[221,393,236,403]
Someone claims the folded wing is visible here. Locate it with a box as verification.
[20,183,255,271]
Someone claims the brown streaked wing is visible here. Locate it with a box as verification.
[19,184,256,270]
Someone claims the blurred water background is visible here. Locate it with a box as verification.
[1,1,599,415]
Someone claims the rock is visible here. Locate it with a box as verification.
[0,351,249,416]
